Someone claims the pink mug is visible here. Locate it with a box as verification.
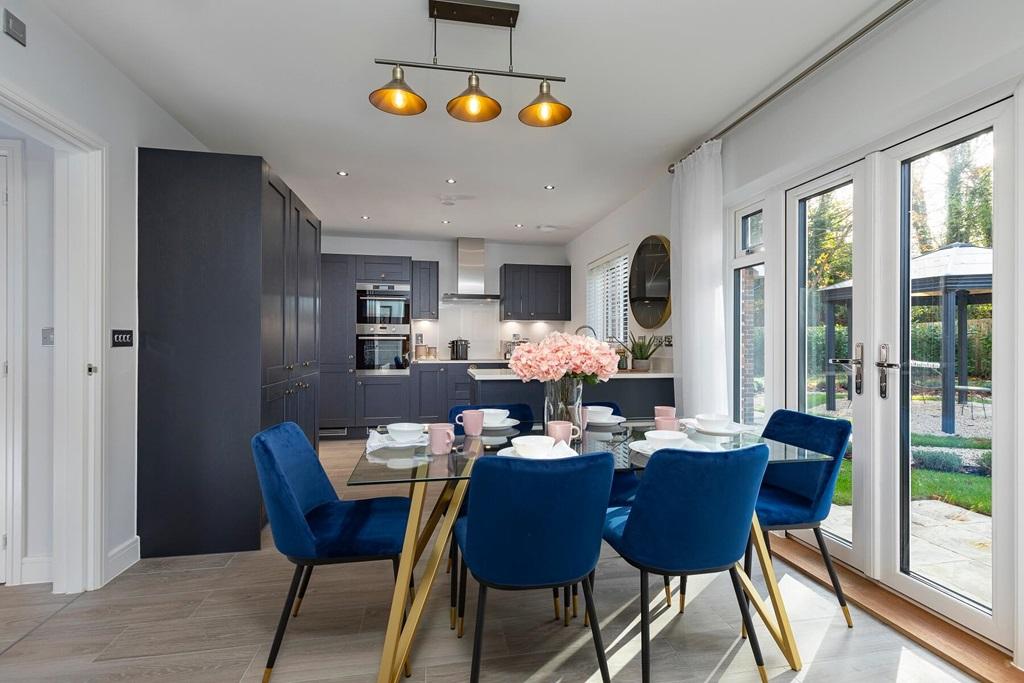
[455,409,484,437]
[547,420,581,444]
[428,423,455,455]
[654,416,678,431]
[654,405,676,419]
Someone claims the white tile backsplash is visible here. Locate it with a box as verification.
[413,305,566,360]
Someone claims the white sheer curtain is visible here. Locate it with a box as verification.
[670,140,729,415]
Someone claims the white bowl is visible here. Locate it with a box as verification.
[480,408,510,426]
[644,430,690,451]
[586,405,614,419]
[695,413,731,431]
[387,422,425,444]
[511,435,555,457]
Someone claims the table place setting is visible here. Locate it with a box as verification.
[456,408,520,434]
[584,405,626,426]
[497,435,578,459]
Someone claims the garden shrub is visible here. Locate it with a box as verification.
[913,449,962,473]
[977,450,992,476]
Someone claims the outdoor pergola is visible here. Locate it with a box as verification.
[818,243,992,433]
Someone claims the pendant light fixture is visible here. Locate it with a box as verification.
[368,64,427,116]
[518,79,572,127]
[446,72,501,122]
[370,1,570,127]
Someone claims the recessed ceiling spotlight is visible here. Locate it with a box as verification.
[543,184,555,190]
[446,178,457,184]
[336,170,349,176]
[442,219,451,224]
[361,215,370,220]
[514,223,524,228]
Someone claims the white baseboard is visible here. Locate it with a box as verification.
[104,535,140,585]
[20,555,52,584]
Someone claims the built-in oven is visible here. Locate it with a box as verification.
[356,282,411,326]
[356,323,411,375]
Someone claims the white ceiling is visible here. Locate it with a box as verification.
[47,0,882,243]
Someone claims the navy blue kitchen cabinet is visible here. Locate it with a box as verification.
[446,363,508,414]
[355,375,411,425]
[500,264,571,321]
[356,255,411,283]
[411,363,448,422]
[320,254,357,429]
[411,260,439,319]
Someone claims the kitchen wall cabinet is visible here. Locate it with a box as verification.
[411,260,439,319]
[356,254,411,283]
[355,375,411,425]
[499,264,571,321]
[320,254,357,429]
[411,363,447,422]
[138,148,321,558]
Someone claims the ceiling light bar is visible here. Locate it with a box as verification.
[372,59,565,83]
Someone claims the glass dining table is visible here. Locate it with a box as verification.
[352,419,830,683]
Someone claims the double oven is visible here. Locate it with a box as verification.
[355,282,411,375]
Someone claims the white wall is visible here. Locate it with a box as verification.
[0,121,54,581]
[565,177,673,371]
[322,233,570,358]
[0,1,206,584]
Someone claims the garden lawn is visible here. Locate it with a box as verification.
[831,459,991,515]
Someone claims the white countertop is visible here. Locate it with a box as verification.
[412,359,509,364]
[468,368,674,381]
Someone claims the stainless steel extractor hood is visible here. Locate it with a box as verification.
[442,237,501,302]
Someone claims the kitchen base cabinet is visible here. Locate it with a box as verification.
[355,375,411,425]
[321,368,357,429]
[138,148,321,558]
[411,364,447,422]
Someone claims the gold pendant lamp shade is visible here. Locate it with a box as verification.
[446,73,501,123]
[369,65,427,116]
[518,80,572,127]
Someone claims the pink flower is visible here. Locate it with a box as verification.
[509,332,620,383]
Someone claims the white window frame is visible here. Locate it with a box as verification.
[585,246,630,343]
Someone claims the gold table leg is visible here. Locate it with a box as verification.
[736,514,802,671]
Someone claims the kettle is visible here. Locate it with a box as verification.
[449,338,470,360]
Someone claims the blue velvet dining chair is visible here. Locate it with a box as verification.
[251,422,412,682]
[447,402,534,436]
[603,445,770,683]
[455,452,615,683]
[748,409,854,626]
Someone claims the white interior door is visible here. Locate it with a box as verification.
[785,160,874,573]
[874,101,1014,646]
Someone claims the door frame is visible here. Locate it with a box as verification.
[0,78,106,593]
[873,100,1015,647]
[784,160,876,575]
[0,138,25,585]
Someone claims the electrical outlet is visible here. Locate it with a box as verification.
[663,335,673,347]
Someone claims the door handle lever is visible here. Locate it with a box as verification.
[876,344,901,398]
[827,342,863,395]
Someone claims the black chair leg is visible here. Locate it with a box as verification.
[678,575,687,614]
[450,542,458,630]
[730,567,768,683]
[582,577,611,683]
[583,570,597,626]
[457,552,469,637]
[742,531,753,637]
[562,585,571,626]
[469,584,488,683]
[264,564,303,683]
[571,582,579,618]
[814,527,853,627]
[639,570,651,683]
[551,587,561,621]
[662,575,672,606]
[292,565,314,617]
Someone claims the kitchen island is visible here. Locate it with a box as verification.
[468,368,675,419]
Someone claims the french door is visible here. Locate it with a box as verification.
[786,101,1015,646]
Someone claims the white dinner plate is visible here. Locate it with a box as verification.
[496,446,574,459]
[482,418,520,430]
[691,423,746,437]
[586,415,626,426]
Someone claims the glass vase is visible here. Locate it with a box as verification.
[544,376,584,431]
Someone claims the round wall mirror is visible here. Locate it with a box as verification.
[629,235,671,329]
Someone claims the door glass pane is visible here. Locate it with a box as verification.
[903,130,992,608]
[735,264,765,426]
[799,181,854,543]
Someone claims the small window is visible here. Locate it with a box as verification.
[741,210,764,253]
[586,250,630,343]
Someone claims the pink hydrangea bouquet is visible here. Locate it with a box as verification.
[509,332,620,384]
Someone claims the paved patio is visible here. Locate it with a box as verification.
[820,500,991,606]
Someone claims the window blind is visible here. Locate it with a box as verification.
[586,251,630,342]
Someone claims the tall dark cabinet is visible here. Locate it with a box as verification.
[320,254,357,430]
[138,148,321,558]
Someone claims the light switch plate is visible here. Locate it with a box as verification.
[41,327,54,346]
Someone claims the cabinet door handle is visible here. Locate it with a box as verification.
[286,364,295,370]
[348,368,354,374]
[357,381,363,386]
[348,354,354,359]
[439,368,445,373]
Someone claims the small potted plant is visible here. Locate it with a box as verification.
[614,332,663,372]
